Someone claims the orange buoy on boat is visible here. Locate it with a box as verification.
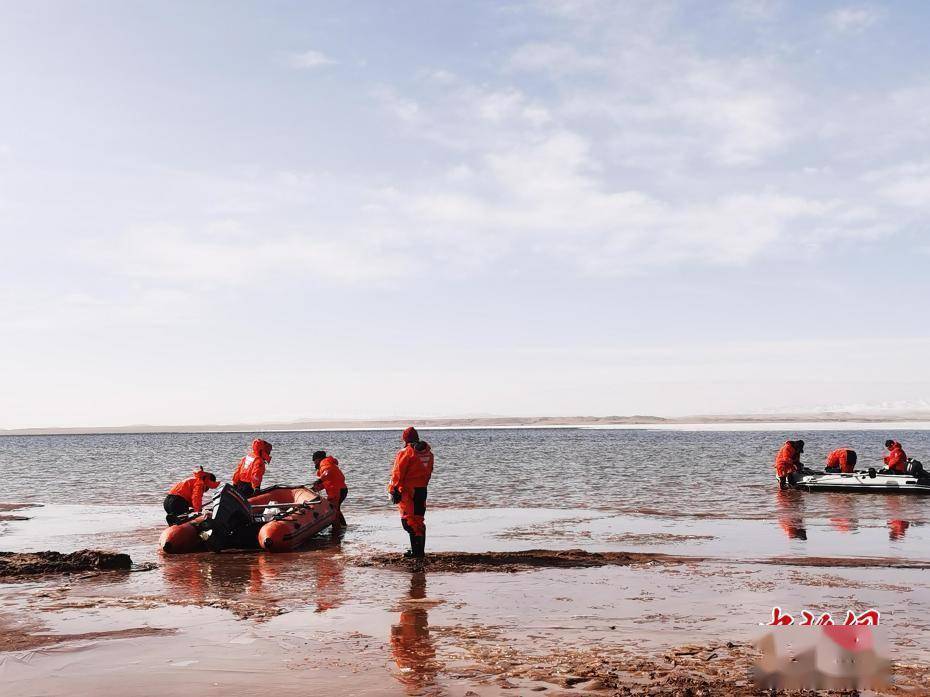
[255,486,336,552]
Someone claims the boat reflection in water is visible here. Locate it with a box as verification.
[159,530,347,616]
[161,551,280,599]
[391,572,437,692]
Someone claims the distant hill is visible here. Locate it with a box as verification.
[3,411,930,435]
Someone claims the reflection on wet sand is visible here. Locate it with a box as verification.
[391,572,437,693]
[161,552,277,600]
[827,494,858,534]
[776,489,807,540]
[158,531,348,617]
[886,497,910,541]
[774,490,916,543]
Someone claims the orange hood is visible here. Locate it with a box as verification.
[251,439,273,463]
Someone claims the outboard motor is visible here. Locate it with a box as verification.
[907,458,926,480]
[202,484,258,552]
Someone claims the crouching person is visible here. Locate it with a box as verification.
[825,448,857,473]
[164,467,219,524]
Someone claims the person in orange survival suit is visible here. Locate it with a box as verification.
[883,439,907,474]
[825,448,858,473]
[774,439,804,490]
[164,467,219,524]
[232,438,272,497]
[388,427,434,563]
[311,450,348,526]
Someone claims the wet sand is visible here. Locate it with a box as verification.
[0,550,132,578]
[3,505,930,695]
[357,549,692,573]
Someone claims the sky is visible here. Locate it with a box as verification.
[2,0,930,428]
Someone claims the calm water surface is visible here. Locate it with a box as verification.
[2,427,929,524]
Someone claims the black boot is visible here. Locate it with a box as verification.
[403,530,416,558]
[411,536,425,571]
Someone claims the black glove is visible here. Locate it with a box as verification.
[390,488,402,504]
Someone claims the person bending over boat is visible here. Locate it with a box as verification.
[774,439,805,489]
[883,440,907,474]
[825,448,857,473]
[232,438,272,497]
[388,427,434,565]
[311,450,348,526]
[164,467,219,524]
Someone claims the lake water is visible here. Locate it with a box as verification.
[3,426,930,692]
[2,426,929,562]
[2,426,929,518]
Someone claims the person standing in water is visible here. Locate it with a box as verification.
[388,427,434,566]
[825,447,857,473]
[231,438,272,497]
[883,439,907,474]
[311,450,348,526]
[164,467,219,523]
[774,439,804,489]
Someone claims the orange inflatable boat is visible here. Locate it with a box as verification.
[160,484,337,554]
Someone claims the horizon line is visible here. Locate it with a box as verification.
[5,411,930,436]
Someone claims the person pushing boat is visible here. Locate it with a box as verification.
[825,447,857,473]
[311,450,348,526]
[774,439,804,489]
[164,467,219,524]
[388,426,434,567]
[232,438,272,497]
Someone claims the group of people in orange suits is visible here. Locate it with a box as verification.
[162,427,434,559]
[774,438,910,489]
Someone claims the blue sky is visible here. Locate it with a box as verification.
[2,1,930,427]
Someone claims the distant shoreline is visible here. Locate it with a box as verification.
[4,412,930,436]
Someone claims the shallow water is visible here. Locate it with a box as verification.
[3,427,929,694]
[2,427,929,524]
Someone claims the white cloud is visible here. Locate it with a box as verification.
[827,6,882,34]
[880,175,930,208]
[372,86,422,124]
[730,0,782,21]
[867,162,930,208]
[379,130,870,274]
[506,42,605,76]
[287,49,336,69]
[505,31,795,168]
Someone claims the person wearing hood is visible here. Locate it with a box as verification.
[774,439,805,490]
[883,440,907,474]
[164,467,219,523]
[311,450,348,526]
[388,427,434,563]
[232,438,272,497]
[825,448,858,474]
